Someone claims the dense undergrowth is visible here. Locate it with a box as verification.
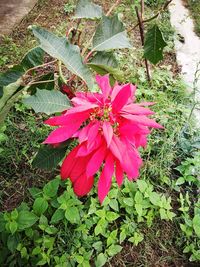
[185,0,200,37]
[0,0,200,266]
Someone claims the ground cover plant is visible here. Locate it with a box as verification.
[0,0,200,266]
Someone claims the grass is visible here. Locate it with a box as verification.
[0,0,200,265]
[185,0,200,37]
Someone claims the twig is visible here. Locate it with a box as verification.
[141,0,144,19]
[128,0,173,33]
[106,0,122,16]
[135,5,151,81]
[24,60,57,76]
[27,79,56,86]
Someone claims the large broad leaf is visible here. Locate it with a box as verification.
[88,52,124,83]
[31,26,94,88]
[143,24,167,65]
[21,46,44,70]
[92,15,132,51]
[74,0,102,19]
[32,145,67,170]
[24,89,71,115]
[0,47,44,98]
[0,79,23,125]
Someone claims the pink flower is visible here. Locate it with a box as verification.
[44,75,163,203]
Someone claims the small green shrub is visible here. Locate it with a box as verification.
[0,177,175,266]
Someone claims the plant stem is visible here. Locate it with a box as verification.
[27,79,56,86]
[135,4,151,81]
[24,60,57,76]
[58,61,67,84]
[128,0,172,33]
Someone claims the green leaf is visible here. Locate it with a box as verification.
[88,51,123,83]
[0,47,44,98]
[31,26,94,88]
[107,244,122,257]
[109,199,119,212]
[32,145,67,170]
[123,197,134,207]
[65,206,80,224]
[135,191,143,204]
[92,15,132,51]
[193,214,200,237]
[175,177,185,186]
[106,211,119,222]
[7,235,19,252]
[74,0,102,19]
[0,79,22,124]
[43,179,60,198]
[17,211,38,230]
[21,47,44,70]
[149,192,160,206]
[135,203,143,217]
[128,232,144,246]
[144,24,167,65]
[137,180,148,193]
[50,209,65,224]
[95,253,107,267]
[33,197,48,216]
[24,89,71,115]
[119,229,126,243]
[28,187,43,199]
[9,221,18,234]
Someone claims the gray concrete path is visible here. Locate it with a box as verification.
[0,0,38,35]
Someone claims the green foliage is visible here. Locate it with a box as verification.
[24,89,71,115]
[0,47,44,124]
[92,15,132,51]
[32,145,68,171]
[0,177,176,266]
[179,191,200,262]
[0,47,44,98]
[144,0,165,7]
[144,24,167,64]
[30,26,94,88]
[186,0,200,37]
[64,2,75,15]
[88,52,124,83]
[74,0,102,19]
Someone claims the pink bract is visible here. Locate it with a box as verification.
[44,75,163,203]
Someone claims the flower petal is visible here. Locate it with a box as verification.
[87,121,100,150]
[102,121,113,147]
[44,126,77,144]
[98,153,114,204]
[110,136,124,162]
[44,111,90,126]
[121,104,155,115]
[66,103,98,115]
[112,84,132,113]
[96,74,112,101]
[73,174,94,197]
[86,144,107,177]
[120,140,142,180]
[121,114,163,129]
[115,160,124,187]
[61,145,80,180]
